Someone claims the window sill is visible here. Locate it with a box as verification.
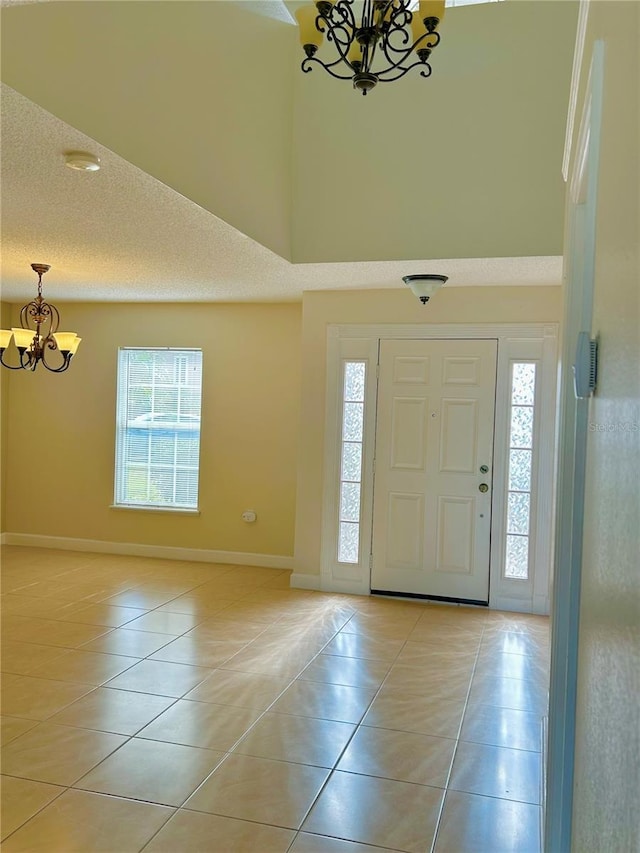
[110,504,200,516]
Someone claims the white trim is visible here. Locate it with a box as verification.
[109,505,201,515]
[489,334,559,613]
[562,0,591,182]
[533,328,560,609]
[491,594,547,615]
[290,572,365,596]
[321,323,559,613]
[320,337,378,597]
[290,572,321,590]
[545,39,605,853]
[330,323,554,341]
[1,533,293,570]
[533,592,550,616]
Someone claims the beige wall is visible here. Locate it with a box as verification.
[3,302,301,557]
[292,1,578,263]
[2,1,576,268]
[0,302,11,533]
[1,2,295,259]
[570,3,639,849]
[294,285,562,577]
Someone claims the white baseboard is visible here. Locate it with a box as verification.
[1,533,294,571]
[290,572,321,590]
[533,594,550,616]
[290,573,372,596]
[323,577,370,596]
[491,594,550,616]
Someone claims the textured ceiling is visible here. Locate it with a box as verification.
[0,1,570,304]
[0,85,562,302]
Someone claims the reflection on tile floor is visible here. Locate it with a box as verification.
[0,547,550,852]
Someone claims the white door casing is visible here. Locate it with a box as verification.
[371,339,497,602]
[545,35,604,853]
[309,322,558,615]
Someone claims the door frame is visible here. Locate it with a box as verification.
[319,322,558,614]
[545,36,604,853]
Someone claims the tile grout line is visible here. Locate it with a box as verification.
[428,615,489,853]
[2,551,550,852]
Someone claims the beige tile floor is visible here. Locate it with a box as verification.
[0,546,550,852]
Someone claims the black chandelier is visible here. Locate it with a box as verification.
[296,0,445,95]
[0,264,81,373]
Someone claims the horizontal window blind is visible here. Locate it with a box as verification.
[115,348,203,509]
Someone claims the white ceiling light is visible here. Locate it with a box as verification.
[64,151,101,172]
[403,273,448,303]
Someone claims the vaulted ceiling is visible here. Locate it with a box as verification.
[0,0,577,301]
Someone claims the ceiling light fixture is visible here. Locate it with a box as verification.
[296,0,445,95]
[0,264,81,373]
[403,273,448,303]
[64,151,101,172]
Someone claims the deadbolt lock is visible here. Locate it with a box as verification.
[480,465,489,474]
[478,483,489,493]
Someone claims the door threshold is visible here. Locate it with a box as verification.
[370,589,489,607]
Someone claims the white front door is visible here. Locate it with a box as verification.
[370,338,498,603]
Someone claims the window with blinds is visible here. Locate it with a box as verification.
[114,348,203,510]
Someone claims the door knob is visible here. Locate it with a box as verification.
[478,483,489,493]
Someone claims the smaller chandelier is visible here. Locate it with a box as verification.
[0,264,81,373]
[296,0,445,95]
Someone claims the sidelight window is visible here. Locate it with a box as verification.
[504,362,537,579]
[337,361,366,563]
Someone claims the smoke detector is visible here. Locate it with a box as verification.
[64,151,101,172]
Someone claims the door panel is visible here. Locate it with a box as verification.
[387,493,424,570]
[442,356,481,386]
[393,355,431,384]
[436,496,474,574]
[439,399,479,473]
[390,398,428,470]
[371,339,497,602]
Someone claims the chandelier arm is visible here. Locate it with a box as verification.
[381,24,411,56]
[323,20,353,50]
[0,350,29,370]
[377,41,415,72]
[376,59,433,81]
[318,4,353,50]
[328,0,357,37]
[388,4,412,30]
[20,347,37,369]
[376,30,436,76]
[375,1,412,64]
[38,335,71,372]
[384,26,439,56]
[40,355,72,373]
[301,56,357,80]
